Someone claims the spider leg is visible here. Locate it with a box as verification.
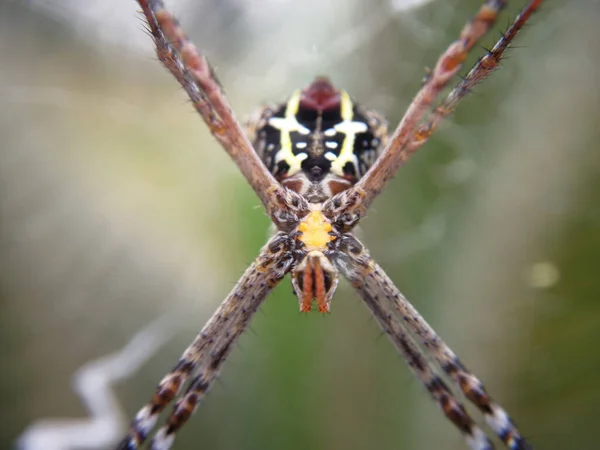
[357,281,493,450]
[116,232,295,450]
[406,0,544,155]
[332,234,530,450]
[324,0,543,223]
[137,0,285,213]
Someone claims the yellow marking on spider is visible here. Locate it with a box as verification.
[268,90,310,176]
[297,210,335,250]
[330,90,368,177]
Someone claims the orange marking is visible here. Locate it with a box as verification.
[297,210,335,250]
[313,257,328,313]
[301,264,313,312]
[152,388,175,409]
[155,10,176,39]
[298,255,331,313]
[327,178,353,196]
[476,5,498,24]
[441,47,467,72]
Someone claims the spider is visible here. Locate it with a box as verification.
[119,1,542,449]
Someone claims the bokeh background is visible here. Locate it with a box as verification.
[1,0,599,449]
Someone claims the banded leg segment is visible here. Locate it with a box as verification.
[324,0,542,225]
[407,0,544,154]
[350,276,493,449]
[332,0,509,216]
[149,284,269,450]
[116,232,295,450]
[137,0,284,212]
[332,234,530,449]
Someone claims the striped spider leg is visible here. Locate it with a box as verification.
[118,232,298,450]
[406,0,544,155]
[137,0,285,215]
[332,233,530,449]
[325,0,543,222]
[120,0,541,449]
[331,234,492,450]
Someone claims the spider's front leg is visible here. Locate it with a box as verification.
[325,0,544,222]
[137,0,289,214]
[333,233,531,450]
[117,232,296,450]
[405,0,544,156]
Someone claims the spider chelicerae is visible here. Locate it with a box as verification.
[119,1,542,449]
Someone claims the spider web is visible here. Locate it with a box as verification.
[2,1,600,450]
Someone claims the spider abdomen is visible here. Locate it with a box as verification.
[248,77,388,202]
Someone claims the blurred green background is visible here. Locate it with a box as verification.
[1,0,599,449]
